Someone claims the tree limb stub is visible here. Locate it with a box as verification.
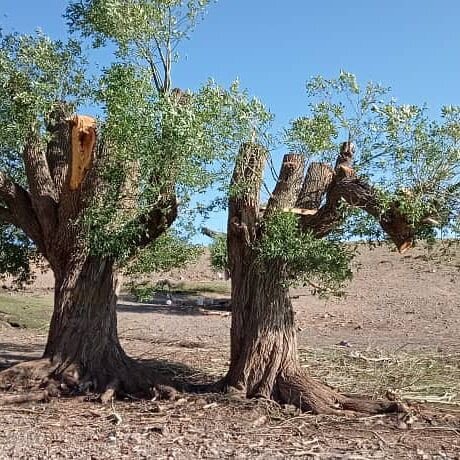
[296,162,334,209]
[228,143,267,236]
[300,142,414,252]
[227,143,267,273]
[69,115,97,191]
[265,153,305,217]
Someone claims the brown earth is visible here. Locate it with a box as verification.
[0,243,459,459]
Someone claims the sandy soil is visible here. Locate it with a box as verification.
[0,244,459,459]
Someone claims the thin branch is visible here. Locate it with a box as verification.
[164,6,173,93]
[153,35,168,79]
[134,38,163,93]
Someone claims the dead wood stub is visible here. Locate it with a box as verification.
[69,115,97,190]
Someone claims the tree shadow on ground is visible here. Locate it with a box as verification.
[139,357,218,389]
[0,341,43,370]
[117,293,231,317]
[0,346,219,394]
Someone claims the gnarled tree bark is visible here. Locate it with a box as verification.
[222,142,412,414]
[0,103,178,401]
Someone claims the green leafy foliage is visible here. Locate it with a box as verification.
[67,0,212,49]
[0,31,89,181]
[0,30,91,282]
[286,71,460,243]
[124,231,202,274]
[84,72,272,260]
[209,233,228,272]
[0,225,36,285]
[256,212,354,294]
[66,0,214,92]
[0,1,274,277]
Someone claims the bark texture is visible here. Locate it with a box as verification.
[224,142,413,414]
[0,103,178,399]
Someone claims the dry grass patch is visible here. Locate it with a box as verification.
[300,347,460,406]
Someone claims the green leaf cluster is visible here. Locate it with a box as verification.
[84,72,272,260]
[124,231,202,274]
[286,71,460,243]
[256,212,354,294]
[209,233,228,272]
[0,31,89,181]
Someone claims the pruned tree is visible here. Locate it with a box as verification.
[0,0,271,400]
[219,73,460,414]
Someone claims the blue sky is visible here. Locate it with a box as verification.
[2,1,460,236]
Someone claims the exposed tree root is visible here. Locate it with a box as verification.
[207,367,407,416]
[276,367,406,415]
[0,391,50,405]
[0,357,179,406]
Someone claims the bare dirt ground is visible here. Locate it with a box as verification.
[0,244,459,459]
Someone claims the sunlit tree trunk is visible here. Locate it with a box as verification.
[0,104,177,397]
[223,143,411,414]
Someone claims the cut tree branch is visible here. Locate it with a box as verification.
[228,144,267,239]
[295,162,334,209]
[300,142,414,252]
[264,153,305,217]
[228,143,267,271]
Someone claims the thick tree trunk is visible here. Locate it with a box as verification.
[222,144,408,415]
[43,256,137,392]
[226,259,297,398]
[0,255,163,400]
[225,255,403,414]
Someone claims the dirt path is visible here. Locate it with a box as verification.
[0,244,459,458]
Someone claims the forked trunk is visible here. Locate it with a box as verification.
[223,144,407,414]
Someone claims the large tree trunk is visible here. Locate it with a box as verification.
[226,259,297,398]
[43,256,144,393]
[0,255,160,399]
[225,253,403,414]
[222,143,410,414]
